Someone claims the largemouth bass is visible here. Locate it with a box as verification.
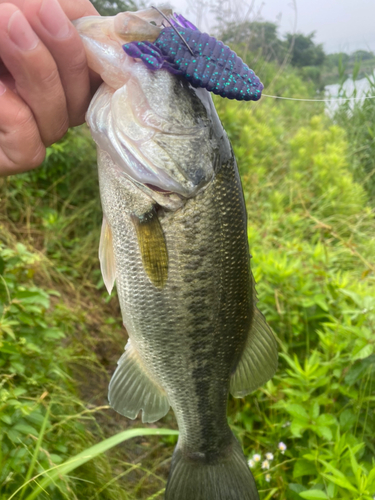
[74,9,278,500]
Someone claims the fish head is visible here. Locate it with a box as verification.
[87,75,229,210]
[75,9,231,210]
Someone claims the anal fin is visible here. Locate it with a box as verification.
[230,307,278,398]
[108,340,170,423]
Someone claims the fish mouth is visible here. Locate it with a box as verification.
[145,184,172,193]
[86,79,217,209]
[112,9,169,43]
[73,8,171,47]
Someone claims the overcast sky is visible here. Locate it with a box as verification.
[165,0,375,54]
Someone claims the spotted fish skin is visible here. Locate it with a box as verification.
[123,17,264,101]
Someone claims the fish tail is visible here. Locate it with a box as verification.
[165,435,259,500]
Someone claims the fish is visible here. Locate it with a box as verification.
[74,8,278,500]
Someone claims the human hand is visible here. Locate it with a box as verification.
[0,0,101,176]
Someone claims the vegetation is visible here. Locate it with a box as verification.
[220,17,375,90]
[0,11,374,500]
[323,51,375,86]
[90,0,136,16]
[220,21,327,88]
[334,75,375,201]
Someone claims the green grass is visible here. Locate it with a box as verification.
[14,428,178,500]
[0,59,374,499]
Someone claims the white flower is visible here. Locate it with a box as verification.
[253,454,261,462]
[265,452,274,461]
[248,459,255,468]
[265,473,271,482]
[278,442,287,454]
[261,460,270,470]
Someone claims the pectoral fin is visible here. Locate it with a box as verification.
[109,339,170,423]
[230,307,278,397]
[99,217,116,295]
[132,208,168,289]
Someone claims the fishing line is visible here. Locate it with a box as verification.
[262,94,375,102]
[151,5,194,56]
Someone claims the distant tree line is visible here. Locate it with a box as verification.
[89,0,136,16]
[219,21,325,67]
[219,20,375,88]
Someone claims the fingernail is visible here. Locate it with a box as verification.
[39,0,71,39]
[8,10,39,51]
[0,81,6,97]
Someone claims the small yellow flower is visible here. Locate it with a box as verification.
[253,454,261,462]
[265,473,271,482]
[261,460,270,470]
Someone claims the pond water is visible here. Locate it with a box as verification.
[325,74,375,116]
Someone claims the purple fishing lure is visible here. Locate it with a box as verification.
[123,14,263,101]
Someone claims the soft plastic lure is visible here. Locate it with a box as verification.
[123,13,263,101]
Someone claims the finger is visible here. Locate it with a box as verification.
[2,0,101,126]
[58,0,99,18]
[0,0,99,19]
[0,4,69,146]
[21,0,93,126]
[0,82,45,175]
[0,0,98,70]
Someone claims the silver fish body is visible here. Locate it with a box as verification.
[75,10,278,499]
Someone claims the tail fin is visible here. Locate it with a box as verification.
[165,436,259,500]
